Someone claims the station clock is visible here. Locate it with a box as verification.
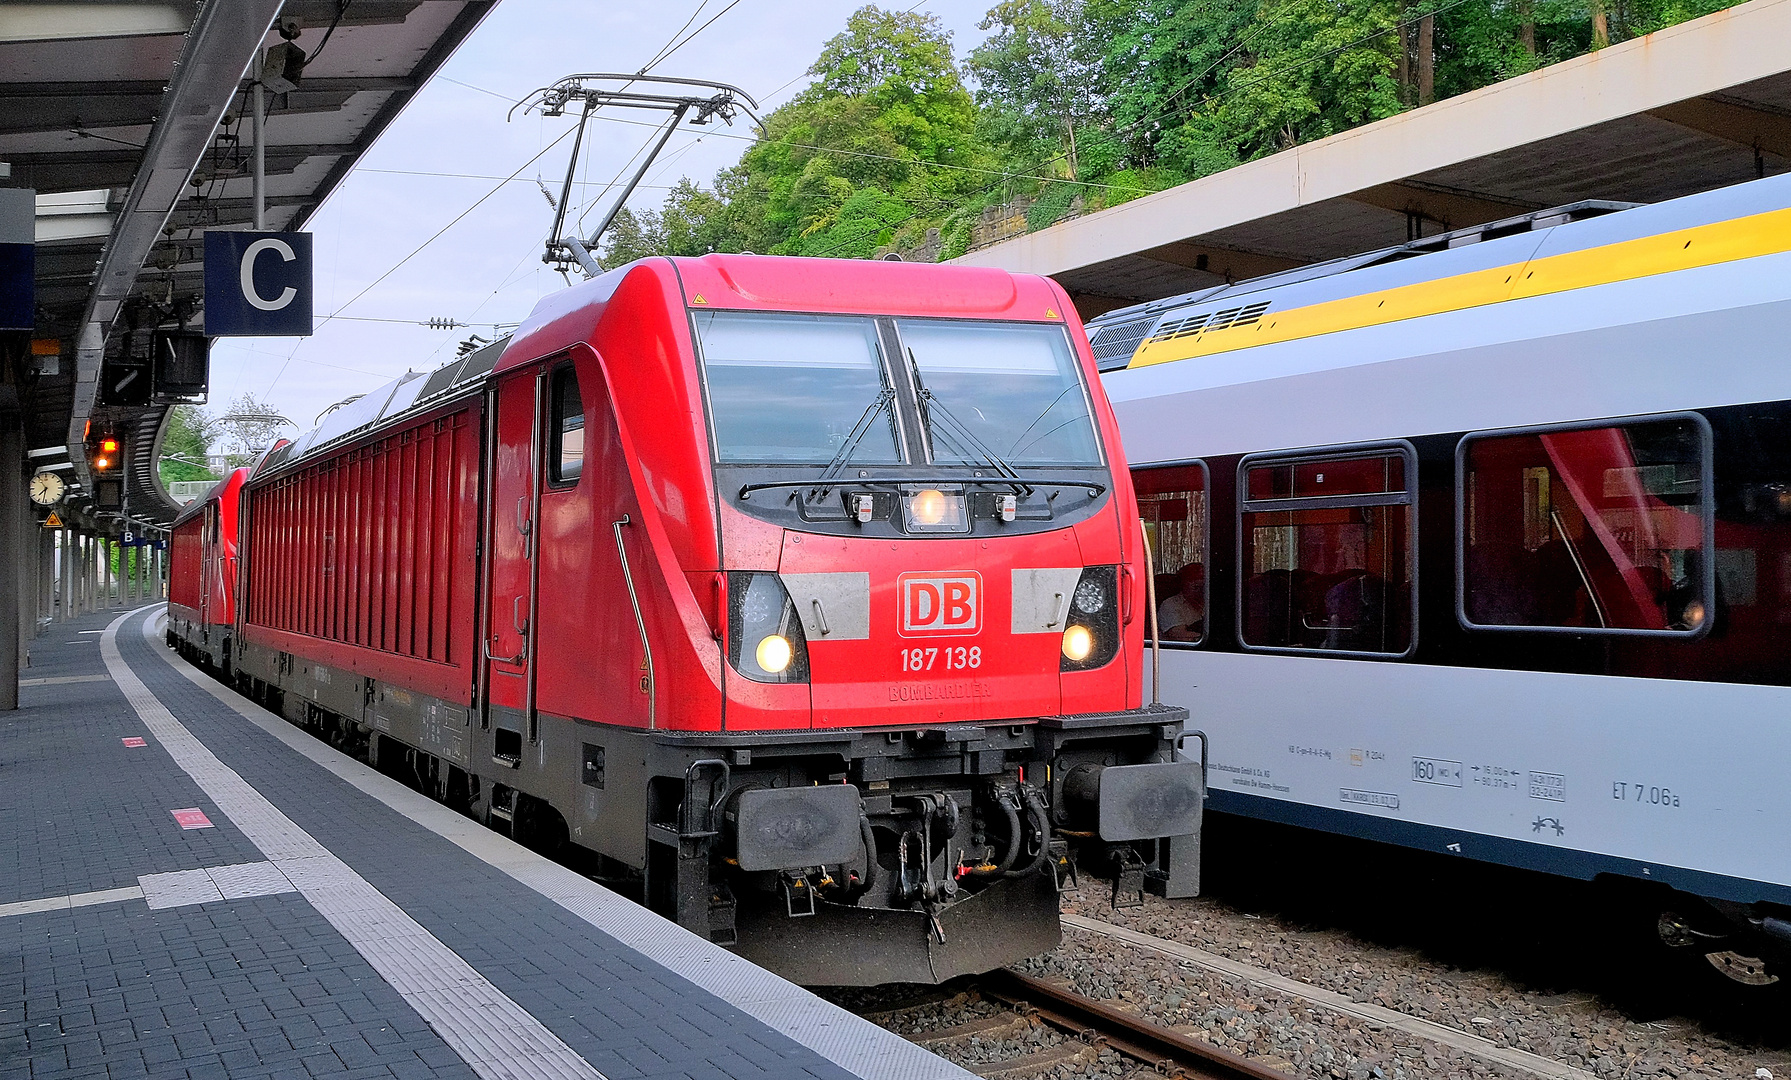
[29,470,66,507]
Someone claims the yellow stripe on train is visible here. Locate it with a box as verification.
[1127,205,1791,369]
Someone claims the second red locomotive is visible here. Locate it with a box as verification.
[167,467,247,673]
[172,254,1199,984]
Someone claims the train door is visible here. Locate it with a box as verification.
[483,365,543,757]
[199,504,216,625]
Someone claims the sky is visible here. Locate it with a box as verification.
[211,0,998,434]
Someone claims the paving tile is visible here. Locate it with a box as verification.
[6,608,911,1080]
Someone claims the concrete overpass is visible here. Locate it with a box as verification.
[954,0,1791,317]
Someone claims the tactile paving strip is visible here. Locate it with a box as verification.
[141,609,976,1080]
[101,612,608,1080]
[137,859,299,908]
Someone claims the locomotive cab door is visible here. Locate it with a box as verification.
[198,505,213,623]
[483,366,544,759]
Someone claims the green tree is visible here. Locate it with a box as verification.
[591,0,1747,267]
[1211,0,1404,159]
[1091,0,1257,177]
[968,0,1108,170]
[610,5,986,261]
[598,206,669,269]
[751,6,986,257]
[158,405,218,486]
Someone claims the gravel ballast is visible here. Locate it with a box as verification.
[1053,878,1787,1080]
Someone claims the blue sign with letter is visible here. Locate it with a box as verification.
[204,230,313,336]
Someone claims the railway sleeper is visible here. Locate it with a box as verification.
[966,1042,1101,1079]
[910,1012,1037,1050]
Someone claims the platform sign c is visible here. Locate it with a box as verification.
[204,230,313,336]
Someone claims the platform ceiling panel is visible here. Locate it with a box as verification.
[1,0,498,533]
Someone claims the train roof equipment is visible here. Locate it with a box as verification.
[1088,175,1791,379]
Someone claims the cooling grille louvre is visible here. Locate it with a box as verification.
[1087,315,1158,369]
[1144,300,1271,346]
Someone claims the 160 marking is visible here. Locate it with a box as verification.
[900,646,981,672]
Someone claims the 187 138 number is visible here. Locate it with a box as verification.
[901,646,981,671]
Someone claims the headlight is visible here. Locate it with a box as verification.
[1060,565,1120,672]
[756,634,793,673]
[902,487,968,533]
[728,573,809,683]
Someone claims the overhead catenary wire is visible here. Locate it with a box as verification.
[316,0,1472,325]
[645,0,746,72]
[266,3,749,396]
[264,123,579,395]
[357,167,687,190]
[643,1,712,73]
[329,315,516,328]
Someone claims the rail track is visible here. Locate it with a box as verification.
[857,969,1291,1080]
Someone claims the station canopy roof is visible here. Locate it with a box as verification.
[2,0,497,531]
[954,0,1791,319]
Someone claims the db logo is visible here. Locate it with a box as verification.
[899,572,981,636]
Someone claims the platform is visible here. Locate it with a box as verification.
[1,605,971,1080]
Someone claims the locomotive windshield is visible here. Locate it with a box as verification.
[695,311,901,465]
[900,319,1101,466]
[695,310,1101,469]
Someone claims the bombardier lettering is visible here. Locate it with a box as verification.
[888,680,992,702]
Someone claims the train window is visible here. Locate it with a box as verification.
[1133,462,1209,645]
[897,320,1102,466]
[1238,447,1415,656]
[694,311,901,465]
[1459,415,1713,635]
[549,364,585,485]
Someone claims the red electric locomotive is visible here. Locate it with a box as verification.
[166,467,249,672]
[175,255,1200,984]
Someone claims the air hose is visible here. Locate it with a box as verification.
[1004,785,1053,879]
[858,814,879,892]
[970,789,1023,878]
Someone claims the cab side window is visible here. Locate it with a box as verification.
[1132,463,1209,645]
[549,365,585,485]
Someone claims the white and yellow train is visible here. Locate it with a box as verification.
[1089,173,1791,985]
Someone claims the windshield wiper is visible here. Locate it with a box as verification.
[812,387,896,492]
[738,474,1103,500]
[908,349,1031,494]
